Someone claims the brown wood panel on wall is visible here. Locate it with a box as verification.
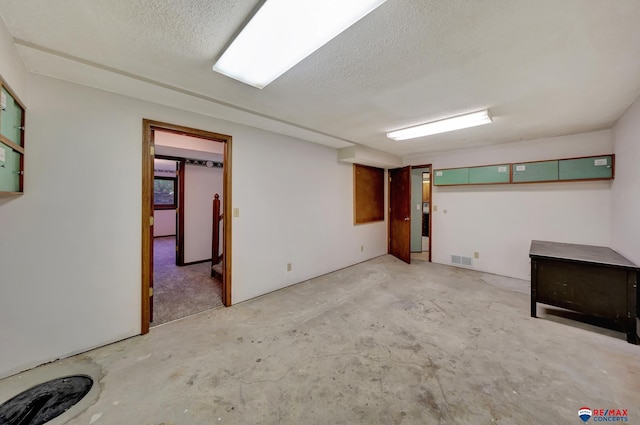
[353,164,384,224]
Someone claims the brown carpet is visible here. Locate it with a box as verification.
[152,236,223,326]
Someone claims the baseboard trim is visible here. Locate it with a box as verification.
[183,259,212,266]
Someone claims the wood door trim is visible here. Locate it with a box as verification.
[222,135,232,307]
[141,119,233,335]
[426,164,432,262]
[411,164,432,262]
[176,158,186,266]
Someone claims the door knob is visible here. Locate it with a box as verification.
[404,217,410,221]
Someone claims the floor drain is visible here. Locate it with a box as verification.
[0,375,93,425]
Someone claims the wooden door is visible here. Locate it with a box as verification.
[389,166,411,263]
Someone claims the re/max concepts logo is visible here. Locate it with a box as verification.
[578,406,629,422]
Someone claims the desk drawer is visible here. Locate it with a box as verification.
[536,259,627,320]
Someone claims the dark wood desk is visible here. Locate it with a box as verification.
[529,240,639,344]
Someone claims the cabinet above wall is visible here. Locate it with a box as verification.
[0,76,26,195]
[434,154,613,187]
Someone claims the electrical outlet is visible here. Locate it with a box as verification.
[287,263,292,272]
[474,252,479,259]
[360,245,364,252]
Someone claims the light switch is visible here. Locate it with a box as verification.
[233,208,239,217]
[433,205,438,212]
[416,204,421,210]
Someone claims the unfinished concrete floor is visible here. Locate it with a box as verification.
[1,255,639,424]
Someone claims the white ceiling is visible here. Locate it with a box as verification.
[155,131,224,155]
[1,0,640,157]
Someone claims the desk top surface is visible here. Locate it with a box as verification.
[529,240,638,269]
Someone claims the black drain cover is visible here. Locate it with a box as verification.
[0,375,93,425]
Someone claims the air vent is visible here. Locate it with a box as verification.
[451,255,472,268]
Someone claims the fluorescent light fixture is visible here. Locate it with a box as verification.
[213,0,387,89]
[387,110,493,141]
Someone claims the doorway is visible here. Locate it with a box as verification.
[153,156,184,265]
[411,165,431,262]
[142,120,232,335]
[151,152,223,326]
[388,165,432,264]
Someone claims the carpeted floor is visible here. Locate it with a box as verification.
[152,236,223,326]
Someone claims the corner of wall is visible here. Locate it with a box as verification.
[0,14,28,101]
[610,93,640,265]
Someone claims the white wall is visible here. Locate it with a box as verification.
[155,131,224,154]
[405,130,613,280]
[184,164,223,263]
[0,17,26,100]
[154,209,176,237]
[611,95,640,265]
[0,73,387,378]
[232,134,388,302]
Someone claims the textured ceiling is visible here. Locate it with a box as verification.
[1,0,640,157]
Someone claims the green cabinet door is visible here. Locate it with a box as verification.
[512,160,558,183]
[433,168,469,185]
[469,164,510,184]
[0,141,21,192]
[1,87,23,146]
[559,156,613,180]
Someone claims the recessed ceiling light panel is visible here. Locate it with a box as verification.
[213,0,388,89]
[387,110,493,141]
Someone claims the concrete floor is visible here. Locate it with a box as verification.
[1,255,639,424]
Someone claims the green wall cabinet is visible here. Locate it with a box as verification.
[559,155,613,180]
[0,78,25,194]
[469,164,511,184]
[0,141,21,192]
[433,168,469,185]
[1,87,23,146]
[433,154,613,189]
[512,160,559,183]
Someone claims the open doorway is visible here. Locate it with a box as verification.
[410,165,431,262]
[142,120,232,334]
[151,149,223,326]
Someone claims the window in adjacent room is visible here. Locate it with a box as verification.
[154,177,177,209]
